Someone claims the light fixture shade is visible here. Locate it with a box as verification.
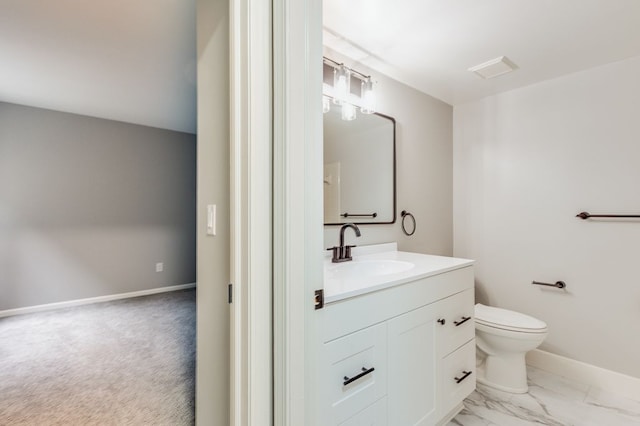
[323,95,331,113]
[341,103,356,121]
[333,65,350,105]
[360,77,375,114]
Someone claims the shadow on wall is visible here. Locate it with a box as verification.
[474,279,491,306]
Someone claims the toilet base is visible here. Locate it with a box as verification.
[476,374,528,394]
[475,353,529,394]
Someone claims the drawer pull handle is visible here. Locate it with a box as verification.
[454,316,471,327]
[437,318,446,325]
[343,367,375,386]
[454,370,472,384]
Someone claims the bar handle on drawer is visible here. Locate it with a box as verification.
[343,367,375,386]
[454,370,472,384]
[453,316,471,327]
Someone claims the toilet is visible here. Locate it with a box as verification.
[474,303,548,393]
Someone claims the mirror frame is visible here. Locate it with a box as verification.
[324,111,397,226]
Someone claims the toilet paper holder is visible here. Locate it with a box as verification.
[532,280,566,289]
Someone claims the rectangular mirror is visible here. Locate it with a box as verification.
[323,109,396,225]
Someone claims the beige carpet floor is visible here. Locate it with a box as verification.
[0,289,195,425]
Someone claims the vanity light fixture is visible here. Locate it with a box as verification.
[323,56,377,120]
[323,95,331,113]
[341,103,357,121]
[360,77,375,114]
[333,64,351,105]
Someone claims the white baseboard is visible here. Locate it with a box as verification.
[526,349,640,402]
[0,283,196,318]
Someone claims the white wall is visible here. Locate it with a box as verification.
[195,0,229,424]
[323,49,453,256]
[453,55,640,378]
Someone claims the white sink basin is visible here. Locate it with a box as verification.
[326,259,415,279]
[322,243,474,304]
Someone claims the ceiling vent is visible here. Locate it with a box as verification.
[468,56,518,79]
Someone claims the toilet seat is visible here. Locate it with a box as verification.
[475,303,547,333]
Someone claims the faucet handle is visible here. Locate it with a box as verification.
[326,246,340,262]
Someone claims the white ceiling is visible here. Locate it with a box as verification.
[3,1,639,132]
[323,0,640,106]
[0,0,196,133]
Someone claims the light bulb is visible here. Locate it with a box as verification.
[360,77,375,114]
[341,103,356,121]
[333,65,350,105]
[323,95,331,113]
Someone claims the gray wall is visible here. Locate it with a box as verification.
[0,102,196,311]
[323,49,454,256]
[195,0,230,424]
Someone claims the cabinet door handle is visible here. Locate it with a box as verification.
[454,316,471,327]
[343,367,375,386]
[454,370,472,384]
[437,318,446,325]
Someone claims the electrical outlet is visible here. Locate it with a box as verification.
[156,262,164,272]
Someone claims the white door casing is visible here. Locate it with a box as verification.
[273,0,324,425]
[229,0,272,424]
[230,0,322,423]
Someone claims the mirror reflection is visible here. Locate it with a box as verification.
[323,108,396,225]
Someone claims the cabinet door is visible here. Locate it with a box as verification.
[387,304,439,425]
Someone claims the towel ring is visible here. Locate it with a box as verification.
[401,210,416,236]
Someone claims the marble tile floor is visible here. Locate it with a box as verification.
[448,366,640,426]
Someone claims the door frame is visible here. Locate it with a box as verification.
[229,0,323,423]
[272,0,323,424]
[229,0,273,423]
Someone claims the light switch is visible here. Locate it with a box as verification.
[207,204,216,236]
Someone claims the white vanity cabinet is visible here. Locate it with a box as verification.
[319,264,475,426]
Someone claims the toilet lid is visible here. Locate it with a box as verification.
[475,303,547,331]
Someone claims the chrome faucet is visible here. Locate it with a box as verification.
[327,223,361,263]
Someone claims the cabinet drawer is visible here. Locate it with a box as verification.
[321,323,387,425]
[438,289,475,355]
[440,339,476,416]
[339,397,387,426]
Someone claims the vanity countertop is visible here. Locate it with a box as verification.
[324,243,474,304]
